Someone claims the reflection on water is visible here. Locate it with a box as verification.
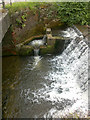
[2,27,89,118]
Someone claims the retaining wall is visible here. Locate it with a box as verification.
[0,11,11,43]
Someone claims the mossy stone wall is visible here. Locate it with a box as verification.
[18,46,33,56]
[40,39,65,55]
[40,45,54,55]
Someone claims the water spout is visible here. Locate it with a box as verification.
[34,49,39,56]
[30,36,46,56]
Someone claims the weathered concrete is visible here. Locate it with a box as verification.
[46,28,69,45]
[15,28,69,55]
[0,11,11,43]
[18,45,33,56]
[74,25,90,48]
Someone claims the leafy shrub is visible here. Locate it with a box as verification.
[16,13,27,28]
[55,2,89,26]
[6,2,89,26]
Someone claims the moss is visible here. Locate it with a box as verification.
[54,39,65,54]
[2,49,17,56]
[40,39,65,55]
[48,20,65,29]
[16,23,45,43]
[40,45,54,55]
[18,46,33,56]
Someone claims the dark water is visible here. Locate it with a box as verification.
[2,55,54,118]
[2,27,88,118]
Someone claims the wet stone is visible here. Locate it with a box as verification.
[57,87,63,93]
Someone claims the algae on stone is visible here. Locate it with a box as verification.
[40,45,54,55]
[18,45,33,56]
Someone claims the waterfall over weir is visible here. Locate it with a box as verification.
[27,28,89,118]
[5,27,89,118]
[43,28,89,118]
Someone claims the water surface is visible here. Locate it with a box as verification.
[2,27,88,118]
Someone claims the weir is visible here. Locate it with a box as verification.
[44,27,89,118]
[16,27,69,56]
[46,28,69,46]
[2,26,89,118]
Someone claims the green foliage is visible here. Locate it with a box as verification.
[16,13,27,28]
[16,18,22,25]
[19,47,33,56]
[55,2,89,26]
[6,2,89,26]
[5,2,41,14]
[21,14,27,21]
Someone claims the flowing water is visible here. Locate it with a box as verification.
[2,27,89,118]
[28,35,46,56]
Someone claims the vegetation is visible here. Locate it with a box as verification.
[19,46,33,56]
[6,2,34,13]
[54,39,65,54]
[4,2,89,55]
[5,2,46,14]
[55,2,89,26]
[6,2,89,26]
[40,45,54,55]
[16,13,27,28]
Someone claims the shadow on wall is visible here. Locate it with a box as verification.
[2,26,16,56]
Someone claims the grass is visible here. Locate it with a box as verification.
[5,2,51,14]
[5,2,40,14]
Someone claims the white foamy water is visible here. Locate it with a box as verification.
[21,27,89,118]
[31,39,44,47]
[44,28,88,118]
[31,39,44,56]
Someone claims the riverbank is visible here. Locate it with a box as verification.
[2,2,89,56]
[2,3,65,56]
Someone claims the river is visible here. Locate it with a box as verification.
[2,27,89,118]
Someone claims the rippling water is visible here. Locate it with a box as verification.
[2,27,89,118]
